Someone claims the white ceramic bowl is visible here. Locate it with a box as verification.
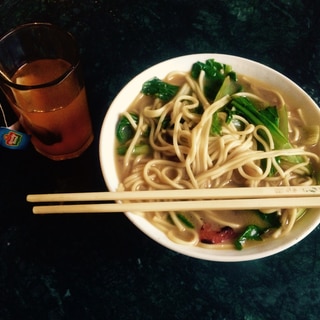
[99,53,320,262]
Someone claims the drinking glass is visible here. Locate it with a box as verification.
[0,22,93,160]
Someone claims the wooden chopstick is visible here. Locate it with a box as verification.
[30,197,320,214]
[27,186,320,215]
[27,185,320,202]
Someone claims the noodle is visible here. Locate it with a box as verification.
[115,61,320,250]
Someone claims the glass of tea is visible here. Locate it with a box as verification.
[0,22,93,160]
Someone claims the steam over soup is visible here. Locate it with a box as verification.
[114,59,320,250]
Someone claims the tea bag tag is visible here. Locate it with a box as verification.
[0,102,30,150]
[0,125,30,150]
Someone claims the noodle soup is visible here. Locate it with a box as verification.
[100,54,320,261]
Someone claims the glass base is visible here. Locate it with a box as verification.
[35,133,94,160]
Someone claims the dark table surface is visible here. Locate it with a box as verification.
[1,1,320,319]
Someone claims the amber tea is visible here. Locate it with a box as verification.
[0,23,93,160]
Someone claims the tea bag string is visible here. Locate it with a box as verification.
[0,102,8,127]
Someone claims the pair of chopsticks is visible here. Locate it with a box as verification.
[27,186,320,214]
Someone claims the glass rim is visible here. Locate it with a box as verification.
[0,22,80,90]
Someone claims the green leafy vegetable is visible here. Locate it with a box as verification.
[260,106,279,127]
[235,225,263,250]
[256,211,281,228]
[300,125,320,146]
[234,212,281,250]
[117,144,151,156]
[277,103,289,139]
[230,96,290,149]
[161,115,171,129]
[191,59,240,101]
[177,213,194,228]
[214,74,242,102]
[210,112,222,136]
[297,208,307,219]
[116,113,139,144]
[230,96,305,165]
[141,77,179,102]
[116,113,152,156]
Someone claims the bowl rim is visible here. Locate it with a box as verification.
[99,53,320,262]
